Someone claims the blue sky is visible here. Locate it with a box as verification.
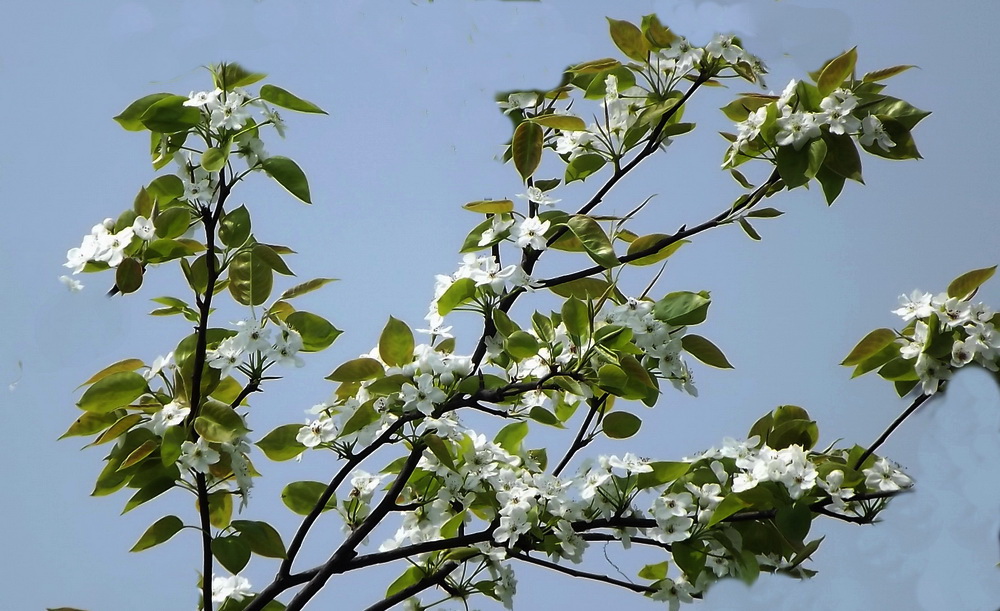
[2,1,998,609]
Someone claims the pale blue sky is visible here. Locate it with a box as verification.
[2,1,998,609]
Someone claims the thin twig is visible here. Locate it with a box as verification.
[854,391,934,470]
[362,562,461,611]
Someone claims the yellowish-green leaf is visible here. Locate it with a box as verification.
[78,372,148,413]
[626,235,688,266]
[947,265,996,300]
[840,328,897,366]
[130,515,184,552]
[512,121,543,180]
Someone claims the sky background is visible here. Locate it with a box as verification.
[2,1,998,609]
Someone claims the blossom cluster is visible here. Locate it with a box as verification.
[725,79,894,167]
[64,215,156,276]
[207,317,306,376]
[892,289,999,394]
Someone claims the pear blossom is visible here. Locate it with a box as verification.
[478,214,514,246]
[859,115,895,151]
[863,457,913,492]
[211,92,251,131]
[554,129,593,160]
[179,438,220,473]
[514,216,550,250]
[705,34,745,64]
[131,216,155,241]
[296,416,338,448]
[497,92,538,115]
[819,91,861,135]
[893,290,934,321]
[775,112,821,150]
[211,575,252,603]
[184,88,222,109]
[516,185,561,207]
[662,37,704,73]
[400,373,446,416]
[149,400,190,436]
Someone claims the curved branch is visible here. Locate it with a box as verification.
[510,551,652,594]
[854,391,934,470]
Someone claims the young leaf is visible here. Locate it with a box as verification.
[77,372,148,413]
[286,311,342,352]
[281,481,336,515]
[279,277,338,300]
[512,121,543,180]
[603,411,641,439]
[567,215,619,268]
[326,358,385,383]
[255,424,308,461]
[259,84,327,114]
[130,515,184,552]
[262,156,311,203]
[681,334,734,369]
[379,316,414,367]
[947,265,996,299]
[840,328,897,366]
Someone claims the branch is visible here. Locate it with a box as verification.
[538,168,781,290]
[510,551,652,595]
[552,393,607,476]
[283,444,426,611]
[470,76,711,372]
[854,390,934,470]
[362,561,461,611]
[196,473,214,609]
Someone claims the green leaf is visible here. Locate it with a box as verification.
[262,156,311,203]
[154,208,193,240]
[78,372,148,413]
[115,258,144,294]
[817,47,857,96]
[719,95,774,122]
[635,461,691,490]
[281,481,336,515]
[229,248,273,306]
[603,411,641,439]
[737,217,761,241]
[114,93,173,131]
[841,328,898,366]
[213,63,266,89]
[878,357,918,381]
[147,174,185,205]
[161,425,186,466]
[641,14,676,48]
[862,65,916,82]
[607,18,649,62]
[494,421,528,454]
[254,243,294,276]
[530,115,587,131]
[59,411,119,439]
[286,311,341,352]
[118,439,158,471]
[213,534,251,574]
[93,413,144,446]
[259,84,327,114]
[529,405,562,427]
[123,477,175,513]
[339,400,380,438]
[326,358,384,383]
[626,235,688,266]
[947,266,996,299]
[463,199,514,214]
[653,291,710,326]
[851,342,900,378]
[681,334,733,369]
[201,147,228,172]
[567,215,619,268]
[194,400,250,444]
[279,277,338,300]
[505,331,540,360]
[437,278,477,315]
[140,95,201,133]
[379,316,414,367]
[219,205,252,248]
[565,153,606,183]
[709,494,750,527]
[672,541,706,581]
[255,424,308,461]
[821,132,863,182]
[512,121,543,180]
[424,434,456,471]
[859,96,930,130]
[816,165,846,205]
[80,358,145,387]
[387,566,426,599]
[208,490,233,529]
[232,520,287,559]
[561,296,590,345]
[130,515,184,552]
